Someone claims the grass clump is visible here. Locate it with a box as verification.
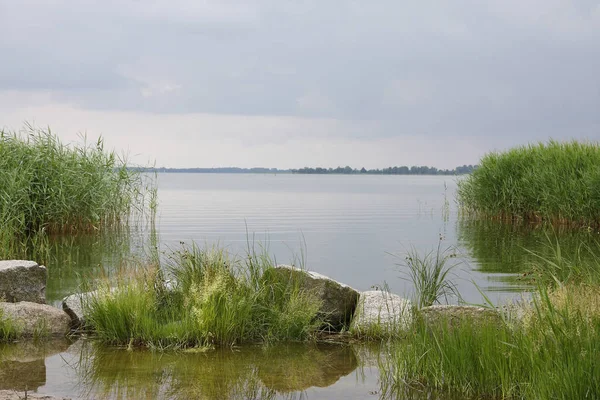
[0,124,153,255]
[382,284,600,399]
[0,307,20,342]
[457,140,600,226]
[381,239,600,399]
[396,238,460,309]
[85,243,323,349]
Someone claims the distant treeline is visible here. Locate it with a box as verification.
[139,165,477,175]
[291,165,477,175]
[148,167,287,174]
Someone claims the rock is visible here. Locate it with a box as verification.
[350,291,412,334]
[0,261,47,304]
[61,292,93,328]
[0,302,71,337]
[419,305,501,327]
[271,266,359,329]
[62,289,115,328]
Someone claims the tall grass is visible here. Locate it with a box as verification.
[381,239,600,399]
[457,140,600,226]
[381,284,600,399]
[0,124,153,256]
[396,238,460,309]
[85,243,324,349]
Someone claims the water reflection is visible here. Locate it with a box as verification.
[0,339,71,392]
[42,231,151,306]
[458,219,600,288]
[75,342,359,399]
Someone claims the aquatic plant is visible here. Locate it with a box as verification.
[381,239,600,399]
[0,124,154,256]
[396,238,460,309]
[380,283,600,399]
[457,140,600,226]
[0,307,20,342]
[85,243,324,349]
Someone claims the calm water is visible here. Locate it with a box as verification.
[28,173,598,399]
[155,173,519,304]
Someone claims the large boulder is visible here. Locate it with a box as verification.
[350,291,413,335]
[0,261,46,304]
[419,305,501,327]
[0,302,71,337]
[271,266,359,329]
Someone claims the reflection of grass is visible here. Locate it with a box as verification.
[77,342,358,400]
[85,243,324,349]
[458,218,600,274]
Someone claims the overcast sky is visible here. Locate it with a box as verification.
[1,1,599,169]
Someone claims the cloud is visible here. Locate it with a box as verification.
[0,0,598,166]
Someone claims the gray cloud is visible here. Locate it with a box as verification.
[1,0,599,146]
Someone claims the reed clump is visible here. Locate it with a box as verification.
[457,140,600,226]
[85,243,324,349]
[0,125,152,255]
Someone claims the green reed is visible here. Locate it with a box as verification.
[457,140,600,226]
[396,238,461,309]
[0,124,154,256]
[0,307,20,342]
[84,243,324,349]
[381,239,600,399]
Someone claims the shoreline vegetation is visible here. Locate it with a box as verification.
[0,125,155,258]
[458,140,600,227]
[140,164,477,175]
[2,127,599,398]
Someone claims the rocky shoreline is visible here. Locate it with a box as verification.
[2,259,524,342]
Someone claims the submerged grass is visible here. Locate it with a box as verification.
[457,140,600,226]
[85,243,324,349]
[0,124,154,257]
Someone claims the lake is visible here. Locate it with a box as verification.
[46,173,534,306]
[11,173,598,399]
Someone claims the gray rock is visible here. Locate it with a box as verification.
[420,305,501,326]
[0,302,71,337]
[62,291,97,328]
[271,266,359,329]
[351,291,412,334]
[0,261,47,304]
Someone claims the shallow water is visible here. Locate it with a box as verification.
[28,173,599,399]
[44,173,599,305]
[1,339,385,399]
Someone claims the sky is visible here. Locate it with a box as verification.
[1,0,599,169]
